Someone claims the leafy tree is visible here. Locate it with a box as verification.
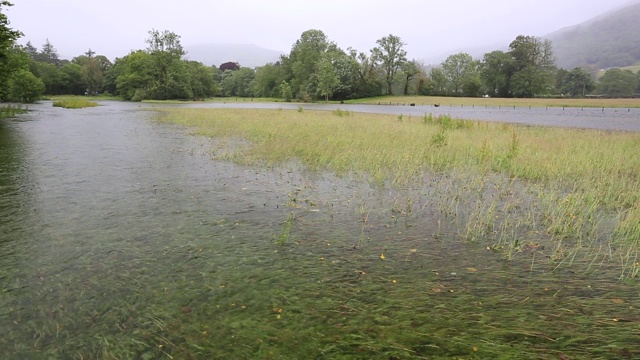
[371,34,407,95]
[441,52,475,95]
[185,60,218,100]
[508,35,555,97]
[596,68,638,96]
[315,55,339,101]
[36,39,61,66]
[480,50,513,97]
[349,48,381,98]
[144,29,191,100]
[429,68,447,95]
[60,63,86,95]
[114,50,154,100]
[31,61,63,94]
[279,80,292,102]
[401,60,420,96]
[220,67,255,97]
[8,69,44,102]
[72,49,106,94]
[284,29,330,97]
[556,67,595,96]
[0,1,23,100]
[253,62,286,98]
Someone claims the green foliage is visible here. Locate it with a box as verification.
[220,67,255,97]
[596,68,638,96]
[508,35,555,97]
[0,1,23,100]
[480,50,513,97]
[441,52,476,95]
[52,98,99,109]
[315,55,338,101]
[279,80,292,102]
[371,34,407,95]
[556,67,596,97]
[7,69,44,102]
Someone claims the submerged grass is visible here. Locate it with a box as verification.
[0,104,28,119]
[52,98,99,109]
[157,108,640,275]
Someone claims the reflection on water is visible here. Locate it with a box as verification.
[0,101,638,359]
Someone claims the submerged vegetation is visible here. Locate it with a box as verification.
[0,104,27,119]
[52,98,99,109]
[159,108,640,278]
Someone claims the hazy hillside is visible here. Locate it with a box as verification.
[546,2,640,69]
[184,43,283,69]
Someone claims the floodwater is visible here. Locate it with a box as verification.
[151,101,640,131]
[0,101,638,359]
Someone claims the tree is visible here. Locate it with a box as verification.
[37,39,61,66]
[401,60,420,96]
[480,50,513,97]
[557,67,595,96]
[279,80,292,102]
[0,1,23,99]
[144,29,191,100]
[253,62,286,98]
[429,68,447,95]
[60,63,86,95]
[441,52,475,95]
[371,34,407,95]
[315,55,339,101]
[284,29,330,98]
[8,69,44,102]
[596,68,638,97]
[508,35,556,97]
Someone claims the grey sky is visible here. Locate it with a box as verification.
[6,0,633,63]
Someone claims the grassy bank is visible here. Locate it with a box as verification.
[0,104,27,119]
[52,98,100,109]
[158,108,640,277]
[347,95,640,108]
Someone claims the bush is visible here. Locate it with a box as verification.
[8,70,45,103]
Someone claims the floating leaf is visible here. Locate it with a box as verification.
[409,249,417,253]
[611,298,625,304]
[379,254,386,260]
[466,267,478,273]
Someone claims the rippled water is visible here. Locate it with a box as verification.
[1,101,638,359]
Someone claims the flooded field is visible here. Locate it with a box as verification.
[0,101,638,359]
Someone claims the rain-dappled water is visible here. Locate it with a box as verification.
[0,101,638,359]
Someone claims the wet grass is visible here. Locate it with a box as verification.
[0,104,28,119]
[52,98,100,109]
[348,95,640,108]
[3,107,640,359]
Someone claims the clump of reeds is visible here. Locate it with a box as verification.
[52,98,99,109]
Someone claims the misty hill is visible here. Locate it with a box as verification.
[546,2,640,70]
[184,43,283,68]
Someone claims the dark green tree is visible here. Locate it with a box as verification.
[8,69,44,102]
[0,1,23,100]
[596,68,638,96]
[480,50,513,97]
[508,35,556,97]
[441,52,476,95]
[371,34,407,95]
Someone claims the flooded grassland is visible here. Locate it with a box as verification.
[0,102,639,359]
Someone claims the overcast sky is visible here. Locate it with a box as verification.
[6,0,634,63]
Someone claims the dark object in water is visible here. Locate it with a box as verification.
[410,103,416,106]
[434,104,440,107]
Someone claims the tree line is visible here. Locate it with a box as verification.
[2,2,639,103]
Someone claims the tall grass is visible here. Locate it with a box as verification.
[52,98,99,109]
[158,108,640,276]
[0,104,27,119]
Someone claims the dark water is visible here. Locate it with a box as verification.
[1,101,638,359]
